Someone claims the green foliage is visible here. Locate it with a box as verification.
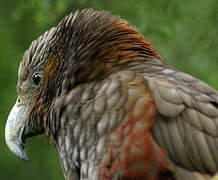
[0,0,218,179]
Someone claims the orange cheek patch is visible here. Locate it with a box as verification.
[44,55,60,80]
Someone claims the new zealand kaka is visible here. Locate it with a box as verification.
[5,9,218,180]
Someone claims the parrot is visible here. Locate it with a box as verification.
[5,9,218,180]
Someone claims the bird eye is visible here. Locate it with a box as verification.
[32,73,42,86]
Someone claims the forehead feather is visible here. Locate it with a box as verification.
[18,27,57,81]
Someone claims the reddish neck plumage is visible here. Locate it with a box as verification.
[74,21,164,84]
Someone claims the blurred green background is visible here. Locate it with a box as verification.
[0,0,218,179]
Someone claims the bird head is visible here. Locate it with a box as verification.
[5,9,163,161]
[5,27,60,161]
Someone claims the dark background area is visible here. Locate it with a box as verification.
[0,0,218,179]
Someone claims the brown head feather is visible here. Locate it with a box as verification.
[54,9,164,84]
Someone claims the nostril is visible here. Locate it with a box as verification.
[18,98,21,103]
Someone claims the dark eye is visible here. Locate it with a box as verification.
[32,73,42,86]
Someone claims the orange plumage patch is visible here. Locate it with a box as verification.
[113,20,164,61]
[99,84,169,180]
[44,55,60,80]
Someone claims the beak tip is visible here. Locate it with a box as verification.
[5,139,30,162]
[13,147,30,162]
[21,156,30,162]
[19,150,29,162]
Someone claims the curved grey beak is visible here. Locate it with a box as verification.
[5,98,29,161]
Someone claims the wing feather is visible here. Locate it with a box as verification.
[147,67,218,174]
